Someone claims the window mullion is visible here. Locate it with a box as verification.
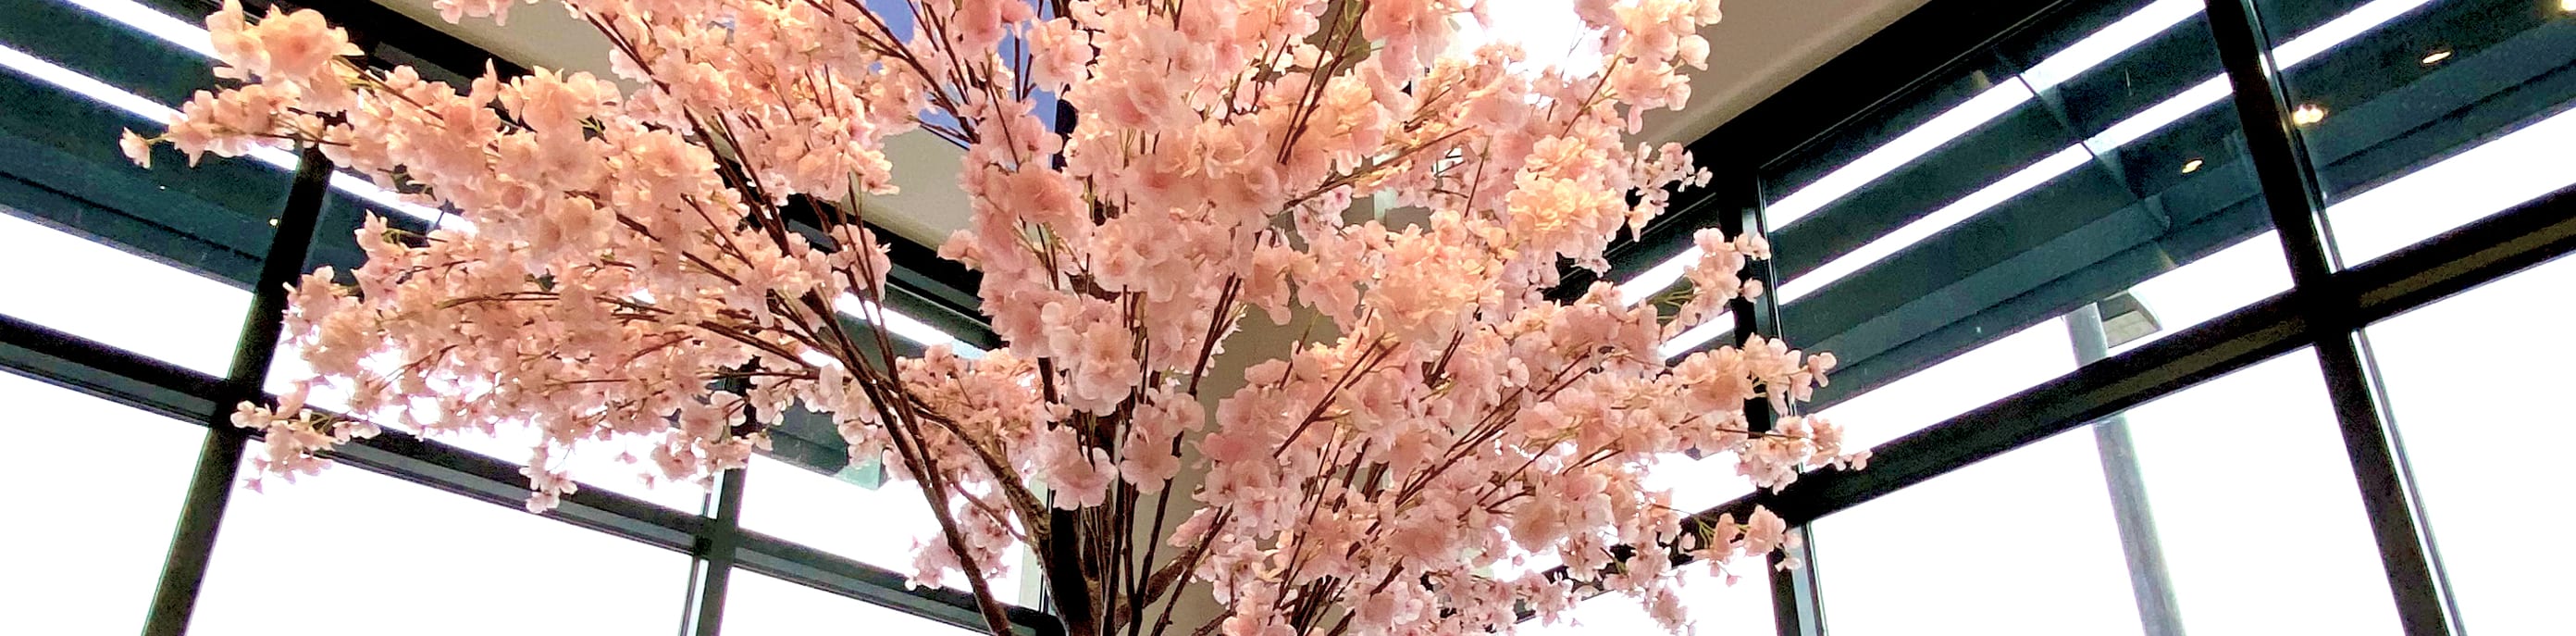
[1724,168,1826,636]
[2202,2,2459,635]
[683,468,752,636]
[141,144,334,636]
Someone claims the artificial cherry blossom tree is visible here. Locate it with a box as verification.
[123,0,1865,634]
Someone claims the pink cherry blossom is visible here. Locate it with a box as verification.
[125,1,1864,635]
[1742,506,1790,555]
[118,130,153,168]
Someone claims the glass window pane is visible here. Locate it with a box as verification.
[2364,254,2576,633]
[1817,347,2399,635]
[2257,0,2576,263]
[3,4,296,292]
[2109,232,2293,355]
[1522,568,1772,636]
[740,454,1029,605]
[0,208,249,376]
[0,370,205,635]
[1681,0,2295,443]
[2119,349,2400,635]
[1817,230,2293,450]
[1643,451,1755,514]
[723,568,979,636]
[189,458,695,635]
[1818,317,2077,450]
[1814,425,2142,636]
[2319,106,2576,263]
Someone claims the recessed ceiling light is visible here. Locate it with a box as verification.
[2292,104,2330,126]
[2180,158,2205,174]
[2421,48,2452,65]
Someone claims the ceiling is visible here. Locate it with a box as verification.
[365,0,1931,245]
[1638,0,1932,146]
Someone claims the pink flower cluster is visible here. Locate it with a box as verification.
[1665,228,1770,338]
[229,382,381,493]
[129,0,1867,634]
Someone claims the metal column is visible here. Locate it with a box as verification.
[2066,304,2186,636]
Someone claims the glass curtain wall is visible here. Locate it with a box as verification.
[1591,0,2576,634]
